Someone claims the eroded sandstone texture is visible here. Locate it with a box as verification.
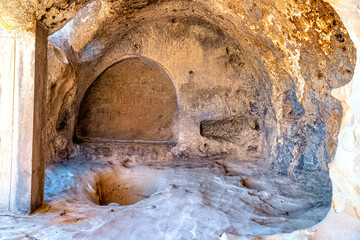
[44,0,356,200]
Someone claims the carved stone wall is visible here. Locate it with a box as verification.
[76,58,177,142]
[0,24,47,213]
[44,0,356,199]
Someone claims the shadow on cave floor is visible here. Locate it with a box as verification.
[0,160,331,240]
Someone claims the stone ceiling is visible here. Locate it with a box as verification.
[0,0,92,32]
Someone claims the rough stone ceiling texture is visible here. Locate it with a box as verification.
[0,0,92,32]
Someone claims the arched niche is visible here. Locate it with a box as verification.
[75,57,177,142]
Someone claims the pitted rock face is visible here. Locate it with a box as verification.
[42,0,356,199]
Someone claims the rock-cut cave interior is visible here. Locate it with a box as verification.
[0,0,360,239]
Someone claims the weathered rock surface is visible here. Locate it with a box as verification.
[46,41,77,162]
[0,161,333,239]
[1,0,360,238]
[45,0,356,199]
[0,0,93,32]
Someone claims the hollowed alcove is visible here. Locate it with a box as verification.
[76,57,177,142]
[44,0,353,237]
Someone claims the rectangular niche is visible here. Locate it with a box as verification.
[200,116,262,156]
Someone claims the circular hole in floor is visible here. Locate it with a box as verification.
[85,167,159,206]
